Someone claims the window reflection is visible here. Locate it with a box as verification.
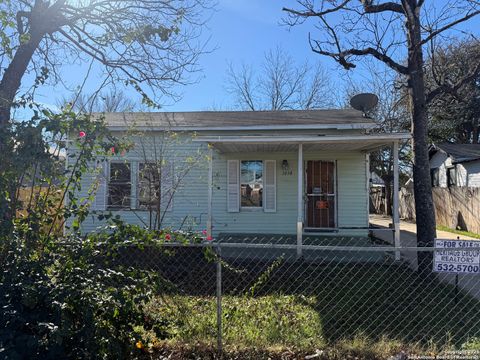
[241,160,263,207]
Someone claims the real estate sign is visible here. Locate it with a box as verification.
[433,239,480,274]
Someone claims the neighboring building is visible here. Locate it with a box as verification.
[370,172,385,187]
[429,143,480,188]
[71,110,409,243]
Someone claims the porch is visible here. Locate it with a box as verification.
[216,232,391,263]
[194,132,410,259]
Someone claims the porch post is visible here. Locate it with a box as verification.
[297,143,303,258]
[393,141,400,260]
[207,146,213,238]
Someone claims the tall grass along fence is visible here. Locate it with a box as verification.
[110,235,480,358]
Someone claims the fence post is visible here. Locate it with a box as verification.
[393,140,401,261]
[216,245,223,355]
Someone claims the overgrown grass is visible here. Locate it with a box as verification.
[436,225,480,239]
[140,295,324,350]
[132,250,480,358]
[138,292,480,359]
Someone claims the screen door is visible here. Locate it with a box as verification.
[305,160,336,228]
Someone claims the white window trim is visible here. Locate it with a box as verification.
[240,159,265,212]
[107,160,132,210]
[136,160,174,212]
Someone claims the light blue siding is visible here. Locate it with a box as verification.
[73,132,368,236]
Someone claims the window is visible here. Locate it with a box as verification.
[138,163,160,208]
[447,167,456,187]
[240,160,263,207]
[430,168,440,187]
[137,161,174,211]
[108,162,131,209]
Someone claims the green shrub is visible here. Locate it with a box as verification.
[0,231,161,359]
[0,110,216,359]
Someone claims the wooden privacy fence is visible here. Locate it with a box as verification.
[432,187,480,234]
[371,186,480,234]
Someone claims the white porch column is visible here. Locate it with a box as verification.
[207,147,213,238]
[297,143,303,258]
[393,141,400,260]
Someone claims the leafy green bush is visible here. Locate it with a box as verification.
[0,111,166,359]
[0,230,162,359]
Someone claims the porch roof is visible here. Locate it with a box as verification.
[100,109,376,131]
[194,133,411,153]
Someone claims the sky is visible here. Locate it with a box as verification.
[167,0,346,111]
[14,0,480,117]
[20,0,349,116]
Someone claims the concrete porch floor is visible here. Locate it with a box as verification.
[216,232,391,263]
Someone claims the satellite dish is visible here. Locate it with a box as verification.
[350,93,379,116]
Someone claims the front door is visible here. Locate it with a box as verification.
[305,160,336,228]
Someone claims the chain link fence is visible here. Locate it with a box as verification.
[112,235,480,355]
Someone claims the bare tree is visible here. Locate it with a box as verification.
[425,39,480,144]
[59,89,137,113]
[114,117,207,231]
[226,47,332,110]
[283,1,480,250]
[346,64,410,215]
[0,0,212,126]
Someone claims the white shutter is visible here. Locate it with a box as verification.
[94,160,108,210]
[161,161,174,212]
[264,160,276,212]
[227,160,239,212]
[130,161,138,210]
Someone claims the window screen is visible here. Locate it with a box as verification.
[138,163,160,208]
[108,163,131,209]
[447,167,456,187]
[240,160,263,207]
[431,168,440,187]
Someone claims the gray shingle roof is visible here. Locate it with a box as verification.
[432,143,480,163]
[99,109,375,130]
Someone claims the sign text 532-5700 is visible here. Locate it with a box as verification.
[433,239,480,274]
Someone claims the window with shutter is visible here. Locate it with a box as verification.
[227,160,240,212]
[240,160,263,208]
[94,160,108,211]
[138,161,174,212]
[264,160,276,212]
[161,161,174,212]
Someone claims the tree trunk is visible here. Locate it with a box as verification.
[473,118,479,144]
[0,34,43,127]
[406,6,437,252]
[0,32,43,228]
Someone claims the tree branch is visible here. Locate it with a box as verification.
[309,35,408,75]
[421,10,480,46]
[16,11,30,35]
[360,0,405,14]
[282,1,351,18]
[426,59,480,103]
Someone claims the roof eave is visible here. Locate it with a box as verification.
[105,122,377,132]
[452,157,480,164]
[193,132,411,144]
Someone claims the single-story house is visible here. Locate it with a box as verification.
[72,110,409,253]
[429,143,480,188]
